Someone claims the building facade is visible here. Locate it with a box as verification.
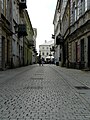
[53,0,61,66]
[23,10,34,65]
[53,0,68,66]
[53,0,90,69]
[68,0,90,69]
[39,40,54,62]
[12,0,24,68]
[32,28,37,64]
[0,0,37,70]
[0,0,12,70]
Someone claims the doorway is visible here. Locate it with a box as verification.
[81,39,84,62]
[7,39,9,64]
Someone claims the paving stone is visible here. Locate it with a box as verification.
[0,65,90,119]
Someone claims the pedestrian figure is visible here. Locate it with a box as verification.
[41,57,44,66]
[39,59,41,66]
[39,54,41,66]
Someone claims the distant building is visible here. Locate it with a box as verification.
[39,40,54,62]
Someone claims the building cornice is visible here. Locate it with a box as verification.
[53,0,61,25]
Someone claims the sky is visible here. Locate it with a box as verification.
[27,0,57,53]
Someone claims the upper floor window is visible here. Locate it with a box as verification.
[72,2,75,23]
[43,47,44,49]
[6,0,7,9]
[78,0,85,17]
[1,0,4,10]
[81,0,85,15]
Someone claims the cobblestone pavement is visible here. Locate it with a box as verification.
[0,64,90,120]
[51,65,90,105]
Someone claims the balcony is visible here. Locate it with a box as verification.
[56,33,63,45]
[19,0,27,9]
[28,40,34,47]
[18,24,27,38]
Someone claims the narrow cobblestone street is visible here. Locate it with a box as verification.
[0,64,90,120]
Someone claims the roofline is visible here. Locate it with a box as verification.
[53,0,61,25]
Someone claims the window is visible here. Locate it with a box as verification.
[72,2,75,23]
[47,47,48,49]
[78,0,85,17]
[81,39,84,61]
[81,0,85,15]
[42,52,44,55]
[47,52,48,55]
[6,0,7,10]
[43,47,44,49]
[7,39,9,63]
[1,0,4,11]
